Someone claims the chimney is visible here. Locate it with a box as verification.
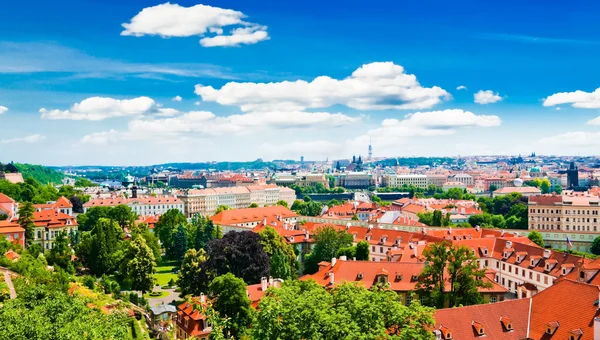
[595,317,600,340]
[200,293,206,303]
[505,240,513,249]
[268,276,274,287]
[413,244,418,258]
[261,277,267,291]
[339,255,347,261]
[331,257,337,267]
[543,249,552,259]
[330,272,335,285]
[262,218,267,225]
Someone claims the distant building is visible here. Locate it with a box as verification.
[211,206,298,233]
[567,162,579,188]
[31,197,78,250]
[334,172,374,190]
[83,195,184,215]
[382,174,428,188]
[0,220,25,247]
[0,172,24,184]
[528,193,600,232]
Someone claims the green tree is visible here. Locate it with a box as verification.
[540,178,551,194]
[79,218,124,276]
[591,236,600,255]
[154,209,187,259]
[123,236,156,295]
[108,204,137,229]
[552,185,563,194]
[209,273,254,338]
[432,210,443,226]
[46,231,74,273]
[275,200,288,208]
[17,202,35,247]
[355,240,370,260]
[489,184,498,192]
[248,203,259,208]
[259,226,299,279]
[416,241,489,308]
[528,230,545,248]
[177,248,208,297]
[74,177,95,187]
[351,213,359,221]
[214,205,231,215]
[172,224,189,262]
[303,226,353,274]
[336,246,356,259]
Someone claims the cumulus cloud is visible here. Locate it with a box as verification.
[172,95,182,102]
[543,88,600,108]
[0,106,7,115]
[121,3,269,47]
[538,131,600,148]
[456,85,467,91]
[195,62,450,112]
[474,90,503,104]
[82,110,361,145]
[349,109,501,150]
[40,96,156,121]
[0,134,45,144]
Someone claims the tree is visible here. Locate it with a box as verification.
[69,195,84,214]
[259,226,299,279]
[209,273,254,338]
[123,236,156,295]
[46,231,74,273]
[154,209,187,259]
[252,280,435,340]
[108,204,137,229]
[79,218,124,276]
[416,241,489,308]
[17,202,35,247]
[131,223,161,263]
[204,231,270,285]
[74,177,95,187]
[591,236,600,255]
[214,205,231,215]
[540,178,551,194]
[351,213,359,221]
[432,210,443,226]
[177,248,209,297]
[248,203,259,208]
[528,230,545,248]
[355,241,370,261]
[172,224,189,262]
[275,200,288,208]
[303,226,353,274]
[489,184,498,192]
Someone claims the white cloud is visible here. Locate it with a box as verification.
[82,110,360,145]
[474,90,503,104]
[40,96,155,121]
[538,131,600,148]
[0,106,7,115]
[349,109,501,150]
[456,85,467,91]
[172,95,182,102]
[121,3,269,47]
[155,108,180,117]
[0,134,45,144]
[195,62,450,112]
[543,88,600,108]
[259,140,344,160]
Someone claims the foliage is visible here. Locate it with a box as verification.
[46,231,74,273]
[177,249,208,297]
[303,226,353,274]
[591,236,600,256]
[76,205,137,232]
[336,246,356,259]
[153,209,187,260]
[208,273,254,338]
[288,183,345,195]
[204,231,270,285]
[290,199,322,216]
[259,226,299,279]
[122,236,156,294]
[14,163,64,184]
[248,203,259,208]
[416,241,489,308]
[275,200,288,208]
[191,214,221,251]
[215,205,231,215]
[476,193,528,229]
[130,223,161,263]
[253,280,435,340]
[17,202,35,246]
[418,210,451,227]
[76,218,124,276]
[355,240,370,261]
[74,177,95,187]
[172,224,189,263]
[528,230,545,248]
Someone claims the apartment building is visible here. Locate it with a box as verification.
[425,174,448,188]
[334,172,374,190]
[382,174,428,188]
[30,197,78,250]
[272,173,329,188]
[451,173,473,186]
[528,194,600,232]
[83,195,184,216]
[211,206,298,233]
[179,185,296,217]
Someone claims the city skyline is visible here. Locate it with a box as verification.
[2,1,600,165]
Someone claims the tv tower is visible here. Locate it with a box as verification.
[368,137,373,161]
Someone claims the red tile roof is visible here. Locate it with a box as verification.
[0,193,15,204]
[211,206,297,226]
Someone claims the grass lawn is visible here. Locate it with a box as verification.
[153,260,178,287]
[144,290,170,299]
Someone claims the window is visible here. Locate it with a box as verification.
[537,274,541,282]
[380,247,383,253]
[544,276,548,284]
[490,296,497,303]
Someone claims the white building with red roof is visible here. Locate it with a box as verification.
[83,195,183,216]
[0,193,18,219]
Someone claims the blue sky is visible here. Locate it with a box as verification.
[1,0,600,165]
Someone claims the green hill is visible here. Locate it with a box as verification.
[13,163,65,184]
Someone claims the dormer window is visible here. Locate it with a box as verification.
[366,235,372,241]
[546,321,559,335]
[569,329,584,340]
[356,272,363,280]
[500,316,513,331]
[439,326,452,339]
[289,236,294,242]
[411,273,419,281]
[472,321,485,336]
[395,273,402,281]
[481,247,489,256]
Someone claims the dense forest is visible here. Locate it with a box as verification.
[9,163,65,184]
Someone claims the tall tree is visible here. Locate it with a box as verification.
[177,248,208,296]
[84,218,124,276]
[154,209,187,259]
[259,226,299,279]
[17,202,35,247]
[204,231,270,284]
[416,241,489,308]
[303,226,353,274]
[108,204,137,229]
[208,273,254,339]
[275,200,288,208]
[355,240,370,261]
[122,236,156,295]
[172,224,189,262]
[592,236,600,255]
[46,231,74,273]
[528,230,545,248]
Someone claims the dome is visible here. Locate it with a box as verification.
[530,166,541,173]
[513,178,523,187]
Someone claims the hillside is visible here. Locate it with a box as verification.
[13,163,65,184]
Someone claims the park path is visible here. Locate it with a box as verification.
[4,271,16,299]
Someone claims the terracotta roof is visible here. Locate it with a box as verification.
[83,195,182,207]
[0,193,15,204]
[211,206,297,225]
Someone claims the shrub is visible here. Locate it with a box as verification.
[82,276,96,290]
